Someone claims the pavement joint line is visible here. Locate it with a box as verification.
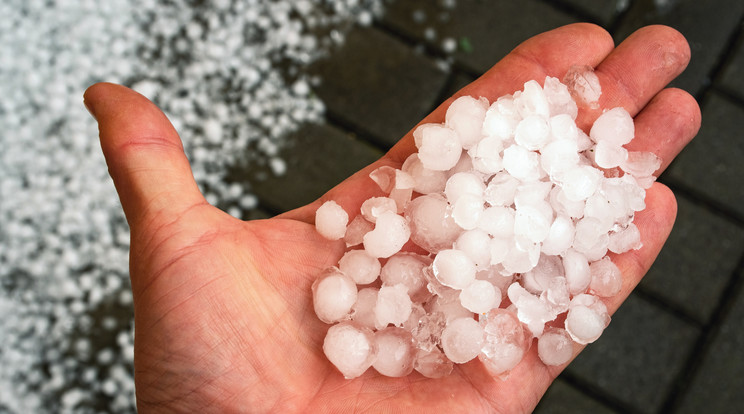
[660,176,744,229]
[657,250,744,413]
[709,84,744,109]
[426,69,460,114]
[322,111,393,152]
[631,287,705,328]
[693,13,744,102]
[557,370,643,414]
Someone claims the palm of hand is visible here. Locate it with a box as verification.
[85,24,700,413]
[130,204,551,412]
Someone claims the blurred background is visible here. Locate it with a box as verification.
[1,0,743,412]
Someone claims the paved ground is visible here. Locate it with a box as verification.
[245,0,744,412]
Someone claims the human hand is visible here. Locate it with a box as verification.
[84,23,700,413]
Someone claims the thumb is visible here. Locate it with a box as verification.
[84,82,207,233]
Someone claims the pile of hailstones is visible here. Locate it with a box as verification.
[312,75,660,380]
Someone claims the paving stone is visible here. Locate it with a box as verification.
[640,195,744,322]
[310,27,448,148]
[566,294,699,413]
[718,33,744,97]
[383,0,578,74]
[615,0,744,96]
[666,92,744,217]
[535,379,617,414]
[678,280,744,413]
[242,122,383,212]
[560,0,628,26]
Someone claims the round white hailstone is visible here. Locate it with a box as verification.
[380,253,429,300]
[507,283,553,337]
[514,206,551,243]
[576,129,595,151]
[563,65,602,108]
[452,194,485,230]
[503,145,540,181]
[445,95,489,150]
[614,175,647,212]
[401,153,448,194]
[544,276,571,313]
[540,139,580,177]
[445,172,486,203]
[489,237,511,265]
[593,141,628,169]
[312,268,358,324]
[515,80,550,118]
[338,250,381,285]
[470,136,504,174]
[541,216,575,256]
[589,257,623,297]
[514,181,552,208]
[482,103,519,140]
[573,217,610,257]
[344,215,374,248]
[550,186,586,219]
[428,292,475,323]
[537,328,574,366]
[550,113,580,141]
[375,284,413,328]
[484,172,520,206]
[360,197,398,223]
[544,77,578,119]
[477,266,513,295]
[608,223,642,254]
[432,249,477,289]
[584,194,618,233]
[478,206,516,238]
[351,288,379,330]
[621,151,662,178]
[514,114,550,150]
[559,165,602,201]
[315,200,349,240]
[522,254,564,294]
[565,305,607,345]
[405,194,462,253]
[323,322,377,379]
[363,211,410,259]
[502,240,540,274]
[454,229,492,268]
[372,327,415,377]
[441,317,485,363]
[590,107,634,146]
[479,309,529,376]
[414,348,454,378]
[459,280,499,314]
[414,123,463,171]
[449,151,476,175]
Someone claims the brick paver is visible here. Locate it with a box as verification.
[641,196,744,322]
[310,26,448,149]
[666,93,744,218]
[566,294,699,413]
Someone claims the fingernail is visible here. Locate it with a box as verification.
[84,99,97,121]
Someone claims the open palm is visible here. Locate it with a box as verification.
[84,24,700,413]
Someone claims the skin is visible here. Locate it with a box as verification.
[84,23,701,413]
